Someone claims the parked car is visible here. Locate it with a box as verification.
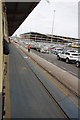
[57,51,80,63]
[66,49,78,53]
[53,48,64,55]
[40,48,49,53]
[71,42,80,48]
[75,58,80,67]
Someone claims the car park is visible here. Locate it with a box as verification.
[57,51,80,63]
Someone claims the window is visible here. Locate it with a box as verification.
[65,52,70,55]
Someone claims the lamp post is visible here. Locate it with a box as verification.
[45,0,50,3]
[51,9,56,43]
[45,0,56,43]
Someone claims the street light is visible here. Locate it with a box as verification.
[44,0,50,3]
[44,0,56,43]
[51,9,56,43]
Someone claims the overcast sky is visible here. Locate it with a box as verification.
[13,0,79,38]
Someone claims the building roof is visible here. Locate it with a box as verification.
[5,2,40,36]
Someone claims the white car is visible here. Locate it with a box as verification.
[75,58,80,67]
[66,49,78,53]
[53,48,64,55]
[40,48,49,53]
[57,51,80,63]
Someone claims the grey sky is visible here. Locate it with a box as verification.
[13,0,79,38]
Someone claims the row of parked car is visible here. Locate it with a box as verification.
[33,42,80,67]
[29,41,80,67]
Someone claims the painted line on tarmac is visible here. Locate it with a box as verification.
[61,66,66,70]
[54,62,57,65]
[24,56,28,59]
[6,56,11,119]
[68,71,77,76]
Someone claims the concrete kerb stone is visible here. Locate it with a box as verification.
[15,43,79,96]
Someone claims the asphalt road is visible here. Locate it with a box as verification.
[9,44,67,118]
[31,49,79,78]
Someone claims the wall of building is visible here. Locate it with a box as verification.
[0,1,3,93]
[0,1,3,119]
[0,2,9,119]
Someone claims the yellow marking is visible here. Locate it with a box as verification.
[6,55,11,119]
[21,67,27,70]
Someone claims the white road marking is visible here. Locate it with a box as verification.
[61,66,66,70]
[54,63,57,65]
[62,70,66,72]
[49,71,52,73]
[68,71,77,76]
[24,56,28,59]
